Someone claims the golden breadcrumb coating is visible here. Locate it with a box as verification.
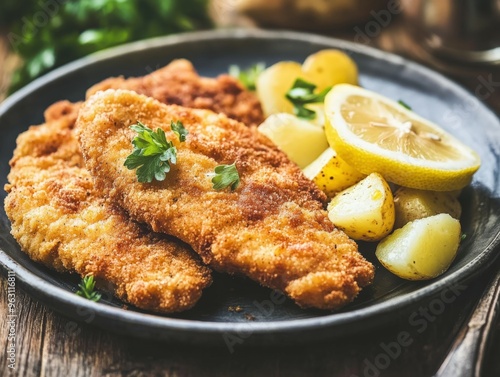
[86,59,264,127]
[77,90,375,310]
[4,101,211,313]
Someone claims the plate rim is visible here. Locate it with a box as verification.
[1,28,500,342]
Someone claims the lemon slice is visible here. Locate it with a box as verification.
[324,84,481,191]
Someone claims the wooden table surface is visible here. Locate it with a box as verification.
[1,12,500,377]
[0,263,499,377]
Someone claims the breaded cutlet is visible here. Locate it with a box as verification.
[86,59,264,127]
[77,90,375,310]
[4,101,211,313]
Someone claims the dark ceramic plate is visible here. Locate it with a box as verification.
[1,29,499,346]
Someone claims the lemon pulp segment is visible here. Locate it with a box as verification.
[341,95,466,163]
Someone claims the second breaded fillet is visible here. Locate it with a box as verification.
[86,59,264,127]
[4,101,211,313]
[77,90,375,310]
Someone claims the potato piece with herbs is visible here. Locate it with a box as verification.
[327,173,395,241]
[376,213,461,280]
[303,147,365,198]
[255,50,359,117]
[393,187,462,229]
[256,61,305,116]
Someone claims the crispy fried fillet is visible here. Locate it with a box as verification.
[86,59,264,127]
[4,101,211,313]
[77,90,375,310]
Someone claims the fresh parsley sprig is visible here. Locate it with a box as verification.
[212,162,240,191]
[285,78,331,120]
[229,63,265,91]
[171,120,189,142]
[124,121,188,183]
[76,275,101,302]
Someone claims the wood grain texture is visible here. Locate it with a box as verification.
[1,274,45,376]
[435,268,500,377]
[1,270,499,377]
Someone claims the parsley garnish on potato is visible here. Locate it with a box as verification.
[124,121,188,183]
[285,78,331,120]
[76,275,101,302]
[212,162,240,191]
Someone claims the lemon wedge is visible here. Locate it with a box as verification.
[324,84,481,191]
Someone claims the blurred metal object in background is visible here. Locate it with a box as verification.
[401,0,500,64]
[218,0,390,30]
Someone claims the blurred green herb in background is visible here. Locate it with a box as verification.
[1,0,212,93]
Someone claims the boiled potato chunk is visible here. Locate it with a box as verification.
[376,213,461,280]
[258,113,328,168]
[303,147,365,198]
[327,173,394,241]
[256,61,305,116]
[394,187,462,229]
[302,49,358,91]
